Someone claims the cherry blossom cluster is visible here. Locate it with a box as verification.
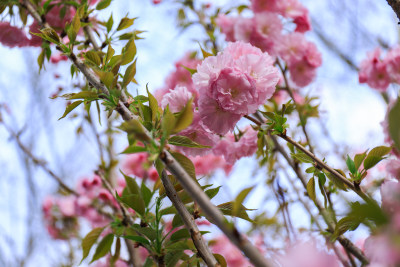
[216,0,322,87]
[154,44,273,165]
[359,46,400,91]
[42,175,124,239]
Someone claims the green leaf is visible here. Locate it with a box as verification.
[58,100,83,120]
[213,254,227,267]
[120,145,147,154]
[118,193,145,216]
[85,51,101,66]
[60,91,99,100]
[290,152,314,164]
[205,186,221,200]
[80,227,105,263]
[364,146,391,170]
[172,214,184,228]
[331,217,360,241]
[346,155,356,174]
[90,234,114,263]
[162,108,176,138]
[99,71,114,89]
[123,235,150,246]
[165,251,185,267]
[354,151,367,170]
[170,152,196,180]
[72,12,81,36]
[121,172,140,195]
[198,43,213,58]
[305,167,315,173]
[168,135,210,148]
[173,99,193,133]
[233,186,254,216]
[40,28,60,44]
[131,225,157,241]
[117,17,136,31]
[141,182,153,207]
[105,45,115,64]
[180,64,196,75]
[118,120,150,141]
[389,98,400,151]
[122,59,137,88]
[147,86,158,122]
[324,171,348,191]
[217,202,254,223]
[96,0,112,10]
[121,38,136,65]
[306,177,316,202]
[37,49,45,71]
[106,14,114,33]
[170,228,190,242]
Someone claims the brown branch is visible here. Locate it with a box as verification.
[271,135,369,265]
[160,171,219,267]
[386,0,400,22]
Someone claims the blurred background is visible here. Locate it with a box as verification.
[0,0,397,266]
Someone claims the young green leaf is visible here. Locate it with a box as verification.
[290,152,314,164]
[168,135,210,148]
[118,193,145,216]
[217,202,254,223]
[85,51,101,66]
[354,151,367,170]
[121,38,136,65]
[96,0,112,10]
[58,100,83,120]
[147,86,158,122]
[80,227,105,263]
[120,145,147,154]
[233,186,254,216]
[170,152,196,180]
[306,177,316,202]
[346,155,356,174]
[170,228,190,242]
[122,59,137,88]
[123,235,150,246]
[121,171,140,195]
[90,234,114,263]
[173,99,193,133]
[389,98,400,151]
[117,17,136,31]
[363,146,391,170]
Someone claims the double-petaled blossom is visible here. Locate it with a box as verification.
[122,153,159,181]
[277,33,322,87]
[359,48,391,91]
[213,127,258,164]
[277,239,340,267]
[193,41,279,135]
[0,22,30,48]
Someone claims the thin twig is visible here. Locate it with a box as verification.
[386,0,400,23]
[160,170,219,267]
[2,122,78,196]
[271,135,369,264]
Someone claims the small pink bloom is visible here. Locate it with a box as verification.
[161,86,193,113]
[0,22,30,48]
[216,14,238,42]
[359,48,390,91]
[50,53,68,64]
[213,127,258,164]
[278,239,340,267]
[250,12,283,54]
[251,0,279,13]
[364,235,400,266]
[387,159,400,180]
[211,235,251,267]
[58,196,76,217]
[190,154,232,176]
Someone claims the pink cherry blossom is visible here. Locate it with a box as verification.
[251,0,279,13]
[278,239,340,267]
[385,46,400,84]
[387,159,400,180]
[211,235,252,267]
[213,127,258,164]
[250,12,283,54]
[193,42,279,134]
[122,153,159,181]
[364,235,400,266]
[161,86,193,113]
[190,154,232,176]
[359,48,390,91]
[0,22,30,48]
[174,111,219,156]
[216,14,238,42]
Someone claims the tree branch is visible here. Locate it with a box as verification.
[160,170,219,267]
[386,0,400,22]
